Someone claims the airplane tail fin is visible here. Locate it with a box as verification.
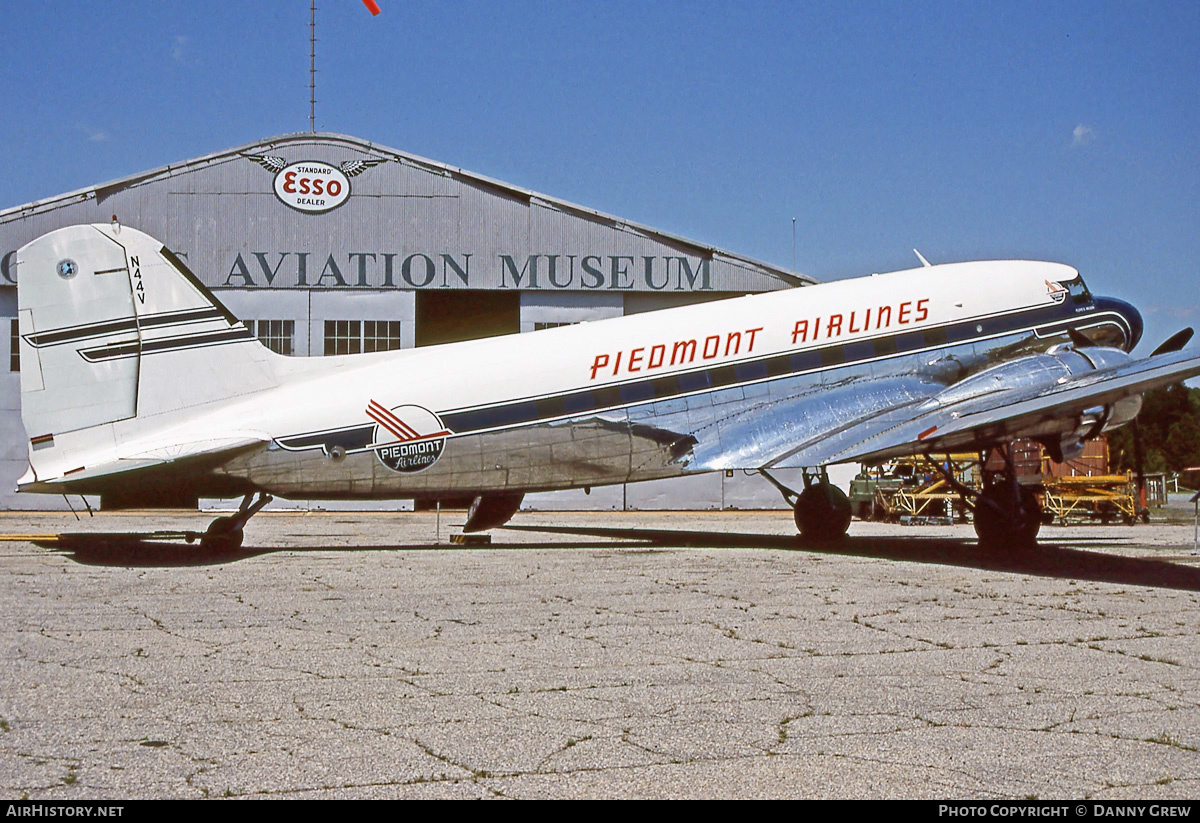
[16,224,281,485]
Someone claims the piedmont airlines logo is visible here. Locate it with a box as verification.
[242,153,388,214]
[366,400,450,473]
[1046,279,1069,304]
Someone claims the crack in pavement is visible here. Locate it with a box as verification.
[6,513,1200,798]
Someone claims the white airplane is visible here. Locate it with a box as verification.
[15,224,1200,550]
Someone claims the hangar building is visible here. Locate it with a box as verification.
[0,132,816,511]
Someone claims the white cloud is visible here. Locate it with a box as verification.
[1072,123,1095,147]
[76,124,109,142]
[172,36,188,63]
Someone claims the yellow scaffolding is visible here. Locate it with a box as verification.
[887,476,964,519]
[872,454,981,522]
[1039,474,1138,524]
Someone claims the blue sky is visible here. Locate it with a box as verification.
[2,1,1197,353]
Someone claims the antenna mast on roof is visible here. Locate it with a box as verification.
[792,217,797,272]
[309,0,317,132]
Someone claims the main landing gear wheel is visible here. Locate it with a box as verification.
[973,483,1041,551]
[793,483,852,541]
[200,516,244,552]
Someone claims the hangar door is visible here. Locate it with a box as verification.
[413,290,521,510]
[414,291,520,347]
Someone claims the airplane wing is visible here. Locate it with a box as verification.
[680,347,1200,472]
[765,347,1200,469]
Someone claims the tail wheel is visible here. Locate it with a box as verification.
[793,483,852,541]
[973,483,1041,551]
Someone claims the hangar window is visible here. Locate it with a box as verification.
[9,319,17,372]
[325,320,362,355]
[362,320,403,353]
[247,319,294,356]
[323,320,403,356]
[533,321,577,331]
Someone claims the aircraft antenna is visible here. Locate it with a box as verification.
[792,217,797,271]
[309,0,318,132]
[913,249,932,268]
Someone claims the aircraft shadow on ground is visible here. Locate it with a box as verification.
[503,523,1200,593]
[37,533,657,568]
[38,526,1200,592]
[41,536,272,568]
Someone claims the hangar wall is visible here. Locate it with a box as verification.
[0,132,820,511]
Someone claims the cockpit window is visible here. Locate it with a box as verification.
[1067,276,1092,306]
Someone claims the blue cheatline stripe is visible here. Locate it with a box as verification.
[275,302,1129,452]
[440,302,1090,436]
[277,424,377,453]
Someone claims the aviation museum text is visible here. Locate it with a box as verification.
[221,252,717,290]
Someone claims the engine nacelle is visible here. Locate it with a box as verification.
[932,345,1143,450]
[936,346,1132,407]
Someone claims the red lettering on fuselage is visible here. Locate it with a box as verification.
[588,294,931,380]
[590,327,765,381]
[790,298,929,342]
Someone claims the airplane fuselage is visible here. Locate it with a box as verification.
[129,259,1137,501]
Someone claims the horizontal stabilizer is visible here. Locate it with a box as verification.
[19,436,267,495]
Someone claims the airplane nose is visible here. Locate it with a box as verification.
[1093,296,1143,352]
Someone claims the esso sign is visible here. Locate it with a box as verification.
[273,161,351,213]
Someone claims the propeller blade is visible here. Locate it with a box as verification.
[1151,328,1194,356]
[1068,328,1097,349]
